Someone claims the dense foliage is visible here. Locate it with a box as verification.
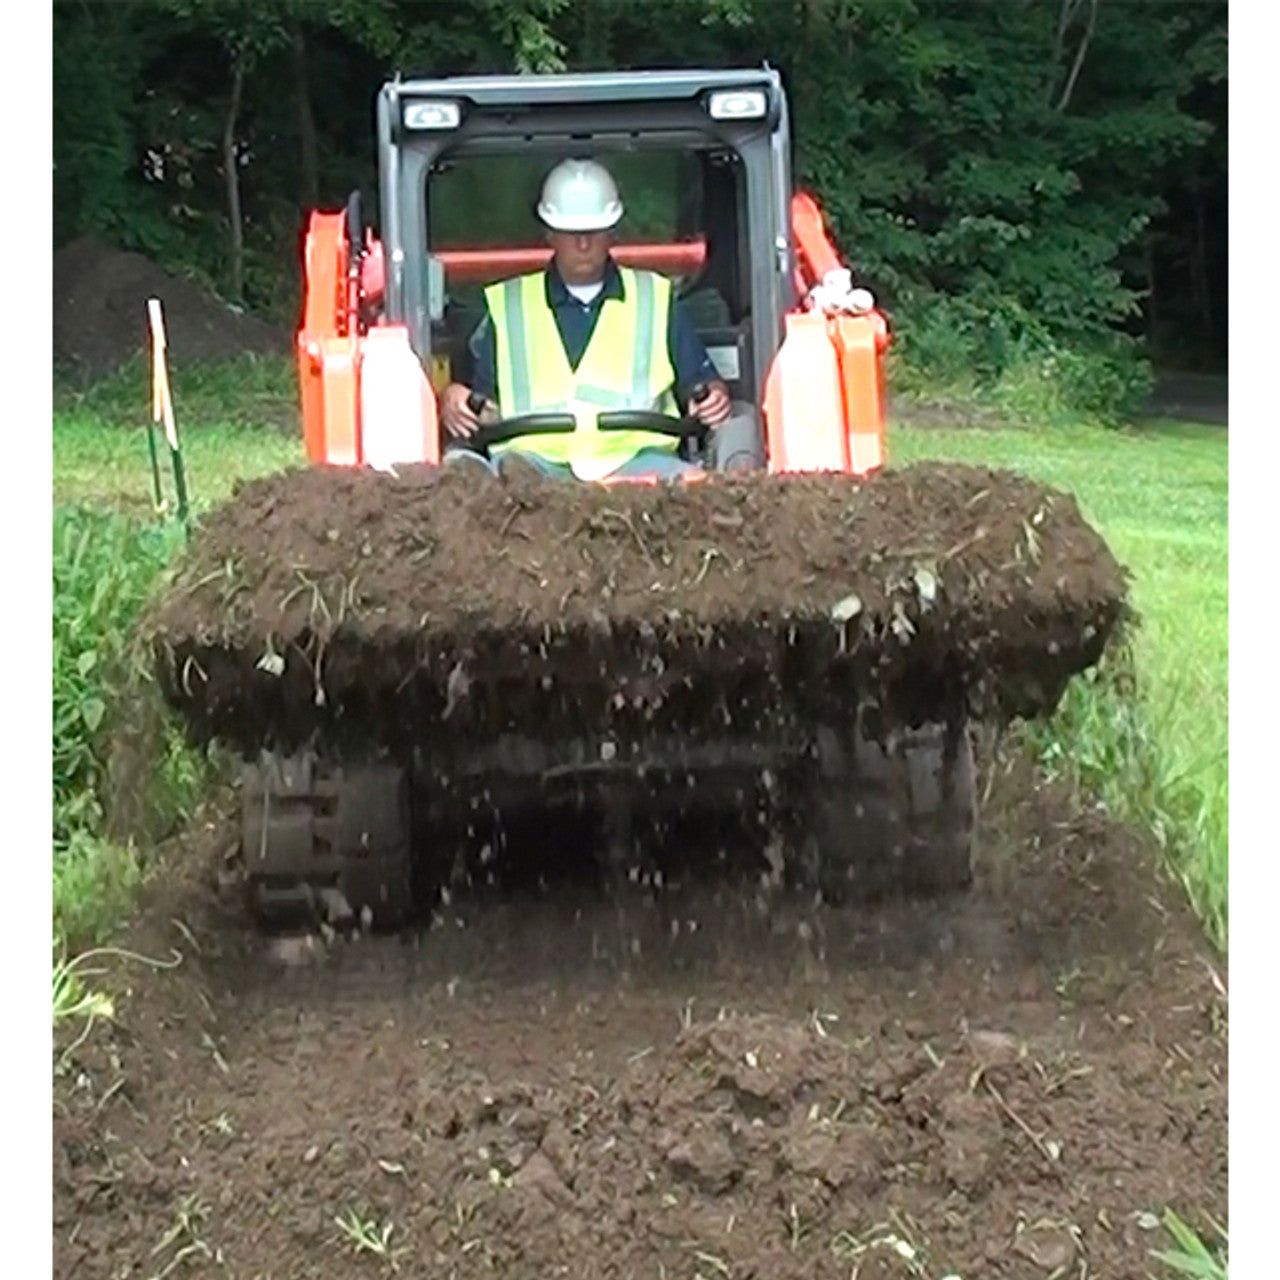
[53,0,1226,414]
[52,508,201,943]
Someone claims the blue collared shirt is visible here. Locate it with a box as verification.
[464,258,720,406]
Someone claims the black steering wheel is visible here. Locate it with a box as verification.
[456,387,713,462]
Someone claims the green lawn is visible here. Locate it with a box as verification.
[52,413,304,513]
[892,416,1228,945]
[53,353,304,511]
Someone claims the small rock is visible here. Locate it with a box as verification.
[967,1029,1022,1067]
[441,662,471,719]
[302,1144,320,1164]
[782,1129,836,1179]
[665,1130,741,1194]
[267,934,323,967]
[508,1106,547,1143]
[540,1119,577,1183]
[214,867,243,900]
[1012,1226,1076,1273]
[316,887,354,926]
[514,1150,575,1210]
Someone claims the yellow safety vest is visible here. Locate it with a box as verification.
[485,266,679,480]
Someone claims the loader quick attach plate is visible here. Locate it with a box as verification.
[147,461,1127,764]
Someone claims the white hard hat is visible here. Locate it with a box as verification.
[537,159,623,232]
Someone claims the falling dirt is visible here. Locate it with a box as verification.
[53,235,289,380]
[148,461,1127,759]
[52,745,1226,1280]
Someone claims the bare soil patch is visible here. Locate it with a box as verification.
[53,235,289,380]
[53,747,1226,1279]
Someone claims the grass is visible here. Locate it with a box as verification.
[149,1194,219,1276]
[1152,1209,1228,1279]
[891,414,1228,947]
[52,355,303,950]
[53,355,304,512]
[334,1209,406,1270]
[52,507,191,945]
[52,948,115,1032]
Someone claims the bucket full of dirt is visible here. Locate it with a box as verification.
[147,461,1127,761]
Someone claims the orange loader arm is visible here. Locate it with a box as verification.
[298,211,440,468]
[763,192,890,477]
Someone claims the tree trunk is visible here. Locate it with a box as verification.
[581,0,605,67]
[1056,0,1097,112]
[1193,181,1212,339]
[292,24,319,209]
[223,56,246,305]
[1144,236,1158,343]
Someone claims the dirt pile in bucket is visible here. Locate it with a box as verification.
[147,461,1127,758]
[53,235,289,378]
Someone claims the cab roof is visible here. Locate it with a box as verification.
[384,67,782,109]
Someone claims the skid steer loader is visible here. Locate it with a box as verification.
[173,69,1119,929]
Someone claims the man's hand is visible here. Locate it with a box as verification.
[688,379,732,428]
[441,383,497,438]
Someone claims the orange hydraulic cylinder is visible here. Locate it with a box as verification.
[299,333,361,466]
[298,210,364,465]
[298,212,444,467]
[791,191,843,283]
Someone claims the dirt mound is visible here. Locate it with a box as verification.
[148,461,1127,757]
[53,235,289,378]
[52,752,1227,1279]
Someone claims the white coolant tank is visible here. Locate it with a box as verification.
[360,327,436,469]
[770,313,848,472]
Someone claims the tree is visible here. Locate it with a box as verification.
[52,0,1227,383]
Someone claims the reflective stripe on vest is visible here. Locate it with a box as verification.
[486,266,678,477]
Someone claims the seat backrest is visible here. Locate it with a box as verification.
[697,322,754,405]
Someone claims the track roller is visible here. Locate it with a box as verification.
[240,753,413,930]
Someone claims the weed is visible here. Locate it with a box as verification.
[52,948,114,1031]
[200,1112,235,1140]
[687,1245,731,1277]
[831,1211,931,1277]
[334,1209,406,1270]
[1151,1209,1228,1279]
[53,945,181,1068]
[784,1203,814,1253]
[52,508,184,841]
[149,1195,218,1279]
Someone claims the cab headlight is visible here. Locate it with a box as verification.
[403,100,462,130]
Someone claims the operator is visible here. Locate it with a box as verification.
[440,157,760,480]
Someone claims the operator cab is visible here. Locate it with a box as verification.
[374,70,795,416]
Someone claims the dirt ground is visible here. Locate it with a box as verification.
[52,740,1226,1280]
[53,236,289,380]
